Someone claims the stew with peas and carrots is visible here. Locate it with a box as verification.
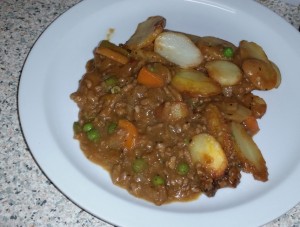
[70,16,281,205]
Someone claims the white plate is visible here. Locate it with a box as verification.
[18,0,300,226]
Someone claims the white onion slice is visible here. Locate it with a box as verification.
[154,31,203,68]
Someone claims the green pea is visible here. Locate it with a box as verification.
[107,122,118,134]
[132,158,147,173]
[223,47,234,58]
[73,121,81,134]
[86,128,100,141]
[151,175,165,186]
[104,76,117,87]
[83,122,93,132]
[177,162,190,175]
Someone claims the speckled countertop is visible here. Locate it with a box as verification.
[0,0,300,226]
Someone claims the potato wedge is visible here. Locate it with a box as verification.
[171,69,221,97]
[230,122,268,181]
[125,16,166,50]
[205,60,242,86]
[189,133,228,178]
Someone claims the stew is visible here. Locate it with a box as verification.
[71,16,281,205]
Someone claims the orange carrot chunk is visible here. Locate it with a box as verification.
[118,119,138,150]
[137,66,164,88]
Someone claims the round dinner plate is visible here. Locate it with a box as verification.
[18,0,300,226]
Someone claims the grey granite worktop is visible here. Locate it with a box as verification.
[0,0,299,226]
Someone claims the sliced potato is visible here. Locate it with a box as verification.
[238,40,268,62]
[230,122,268,181]
[189,133,228,178]
[218,102,252,123]
[171,69,221,97]
[203,104,236,156]
[205,60,242,86]
[125,16,166,50]
[154,31,203,68]
[242,58,277,90]
[250,95,267,119]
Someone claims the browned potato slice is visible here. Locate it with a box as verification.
[205,60,242,86]
[242,58,278,90]
[251,95,267,119]
[189,133,228,178]
[230,122,268,181]
[125,16,166,50]
[238,40,268,62]
[203,104,237,158]
[171,69,221,97]
[217,102,252,123]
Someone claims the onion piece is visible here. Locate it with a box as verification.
[154,31,203,68]
[205,60,243,86]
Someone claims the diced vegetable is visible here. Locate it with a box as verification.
[83,122,94,132]
[86,128,100,141]
[151,175,165,186]
[177,162,190,175]
[205,60,242,86]
[154,31,203,68]
[107,122,118,134]
[223,47,234,58]
[118,119,138,150]
[189,133,228,178]
[126,16,166,50]
[230,122,268,181]
[137,66,165,88]
[132,158,147,173]
[171,69,221,97]
[104,76,118,87]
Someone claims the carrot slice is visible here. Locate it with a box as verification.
[242,116,260,136]
[118,119,138,150]
[96,47,129,64]
[137,66,164,88]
